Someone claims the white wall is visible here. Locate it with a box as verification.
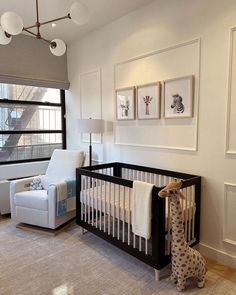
[66,0,236,267]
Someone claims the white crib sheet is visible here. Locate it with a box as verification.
[80,183,195,226]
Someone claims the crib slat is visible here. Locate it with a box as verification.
[108,181,111,235]
[128,188,131,246]
[144,172,147,182]
[91,178,94,226]
[96,178,98,228]
[80,176,84,221]
[118,185,120,240]
[88,177,91,224]
[122,186,125,243]
[183,187,188,240]
[192,186,196,240]
[84,176,87,222]
[100,179,102,230]
[113,183,115,237]
[104,181,107,232]
[188,187,191,242]
[139,236,142,252]
[167,197,171,255]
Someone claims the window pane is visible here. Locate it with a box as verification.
[0,133,62,162]
[0,84,60,103]
[0,103,62,131]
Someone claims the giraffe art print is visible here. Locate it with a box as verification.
[143,96,153,115]
[137,82,160,120]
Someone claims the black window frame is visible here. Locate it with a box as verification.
[0,88,66,165]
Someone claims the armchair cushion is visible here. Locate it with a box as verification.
[41,175,62,190]
[14,190,48,211]
[45,149,84,179]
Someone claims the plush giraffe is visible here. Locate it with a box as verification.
[158,179,207,292]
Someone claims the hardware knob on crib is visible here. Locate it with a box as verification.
[158,179,207,292]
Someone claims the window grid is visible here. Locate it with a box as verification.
[0,85,66,164]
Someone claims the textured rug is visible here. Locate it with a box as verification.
[0,218,236,295]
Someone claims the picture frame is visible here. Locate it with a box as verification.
[116,87,135,121]
[137,82,161,120]
[163,75,194,119]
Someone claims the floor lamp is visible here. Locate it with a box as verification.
[77,118,104,166]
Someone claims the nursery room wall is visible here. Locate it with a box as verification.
[66,0,236,267]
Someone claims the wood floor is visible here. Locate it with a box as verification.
[0,215,236,295]
[206,258,236,284]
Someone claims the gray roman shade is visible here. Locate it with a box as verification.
[0,34,69,90]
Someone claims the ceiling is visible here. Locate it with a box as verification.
[0,0,154,44]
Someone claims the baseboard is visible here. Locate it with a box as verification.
[197,242,236,269]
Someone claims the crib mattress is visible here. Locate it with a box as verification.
[80,183,195,225]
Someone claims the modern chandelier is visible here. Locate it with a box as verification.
[0,0,90,56]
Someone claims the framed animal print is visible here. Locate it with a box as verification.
[163,75,194,119]
[116,87,135,121]
[137,82,161,120]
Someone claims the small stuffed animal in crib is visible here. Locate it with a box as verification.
[158,179,207,292]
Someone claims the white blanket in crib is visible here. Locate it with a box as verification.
[132,180,154,240]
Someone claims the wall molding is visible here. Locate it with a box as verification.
[79,68,103,144]
[223,182,236,246]
[113,37,201,152]
[226,27,236,155]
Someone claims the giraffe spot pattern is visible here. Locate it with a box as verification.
[159,181,207,291]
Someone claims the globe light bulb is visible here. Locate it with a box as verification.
[1,11,23,35]
[49,39,66,56]
[0,26,12,45]
[69,2,90,25]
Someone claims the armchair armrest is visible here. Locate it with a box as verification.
[10,176,44,195]
[10,175,44,220]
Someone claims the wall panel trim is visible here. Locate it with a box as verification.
[226,27,236,155]
[223,182,236,246]
[114,37,201,152]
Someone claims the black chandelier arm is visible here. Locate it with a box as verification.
[24,14,70,30]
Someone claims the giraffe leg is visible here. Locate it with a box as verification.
[176,278,186,292]
[170,273,178,284]
[197,274,206,288]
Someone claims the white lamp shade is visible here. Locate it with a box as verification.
[69,2,90,25]
[1,12,23,35]
[0,26,12,45]
[49,39,66,56]
[77,119,104,133]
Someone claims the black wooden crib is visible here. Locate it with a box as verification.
[76,162,201,279]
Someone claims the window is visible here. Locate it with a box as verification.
[0,83,66,164]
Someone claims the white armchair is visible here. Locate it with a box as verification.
[10,149,85,229]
